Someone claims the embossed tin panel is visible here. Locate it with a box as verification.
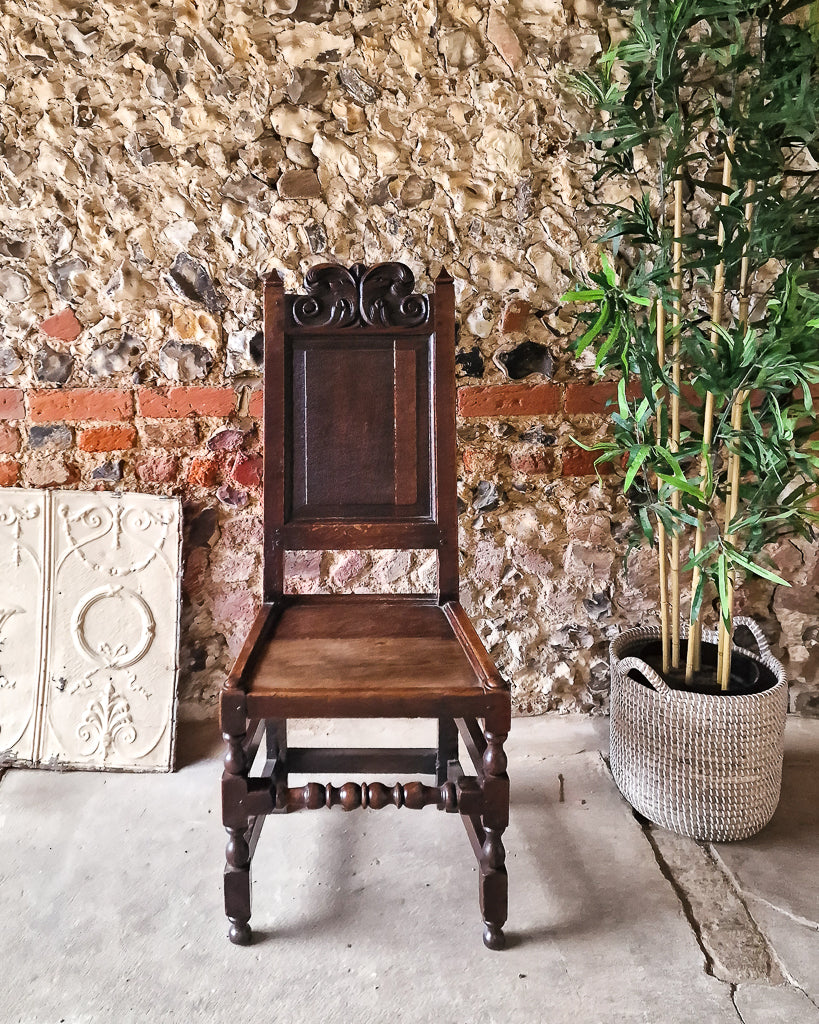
[0,490,47,765]
[0,489,181,772]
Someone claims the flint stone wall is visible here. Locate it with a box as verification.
[1,0,817,717]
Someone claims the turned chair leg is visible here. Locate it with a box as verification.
[225,826,252,945]
[480,716,509,950]
[223,725,253,945]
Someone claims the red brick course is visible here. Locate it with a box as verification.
[138,387,236,418]
[565,382,616,415]
[566,381,646,415]
[0,460,20,486]
[78,425,137,452]
[458,384,561,418]
[0,389,25,420]
[29,388,133,423]
[561,447,614,477]
[248,389,263,419]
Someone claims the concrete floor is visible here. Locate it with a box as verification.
[1,715,817,1024]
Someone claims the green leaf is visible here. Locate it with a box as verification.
[655,472,707,499]
[716,555,731,630]
[690,570,707,624]
[624,444,650,491]
[573,299,611,356]
[638,506,654,544]
[728,548,791,587]
[617,377,629,419]
[594,310,623,368]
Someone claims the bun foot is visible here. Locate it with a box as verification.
[483,923,505,950]
[228,919,252,945]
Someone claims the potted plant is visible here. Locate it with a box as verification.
[563,0,819,840]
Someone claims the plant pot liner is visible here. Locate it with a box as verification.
[609,617,788,842]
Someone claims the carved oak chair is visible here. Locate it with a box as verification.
[220,262,511,949]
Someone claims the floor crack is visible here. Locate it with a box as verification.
[730,984,747,1024]
[635,811,718,978]
[726,887,819,933]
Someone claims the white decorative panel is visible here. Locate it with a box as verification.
[0,489,181,772]
[0,491,47,764]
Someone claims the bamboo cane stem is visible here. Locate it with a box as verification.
[718,393,746,688]
[656,301,671,674]
[686,141,735,683]
[717,182,756,690]
[670,175,684,668]
[737,182,756,328]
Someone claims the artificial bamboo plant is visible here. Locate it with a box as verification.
[565,0,819,689]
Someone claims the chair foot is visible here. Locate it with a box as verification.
[228,918,253,945]
[482,922,506,950]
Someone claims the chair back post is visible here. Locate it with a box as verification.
[432,268,459,604]
[262,271,285,603]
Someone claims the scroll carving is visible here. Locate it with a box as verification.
[287,262,431,329]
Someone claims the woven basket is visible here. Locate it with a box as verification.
[609,617,788,842]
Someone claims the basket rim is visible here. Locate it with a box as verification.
[610,621,787,703]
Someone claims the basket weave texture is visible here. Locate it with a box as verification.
[609,618,788,842]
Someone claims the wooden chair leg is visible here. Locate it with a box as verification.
[480,715,509,950]
[437,716,458,785]
[225,826,253,945]
[223,721,253,944]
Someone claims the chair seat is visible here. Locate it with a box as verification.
[242,597,505,719]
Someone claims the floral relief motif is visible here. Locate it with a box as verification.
[77,681,137,761]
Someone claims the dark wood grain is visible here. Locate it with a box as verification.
[263,273,286,601]
[281,520,441,551]
[394,345,418,505]
[225,603,280,691]
[432,268,459,602]
[444,602,507,690]
[284,747,438,775]
[222,263,510,950]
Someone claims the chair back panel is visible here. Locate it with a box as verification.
[263,262,458,602]
[290,333,431,520]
